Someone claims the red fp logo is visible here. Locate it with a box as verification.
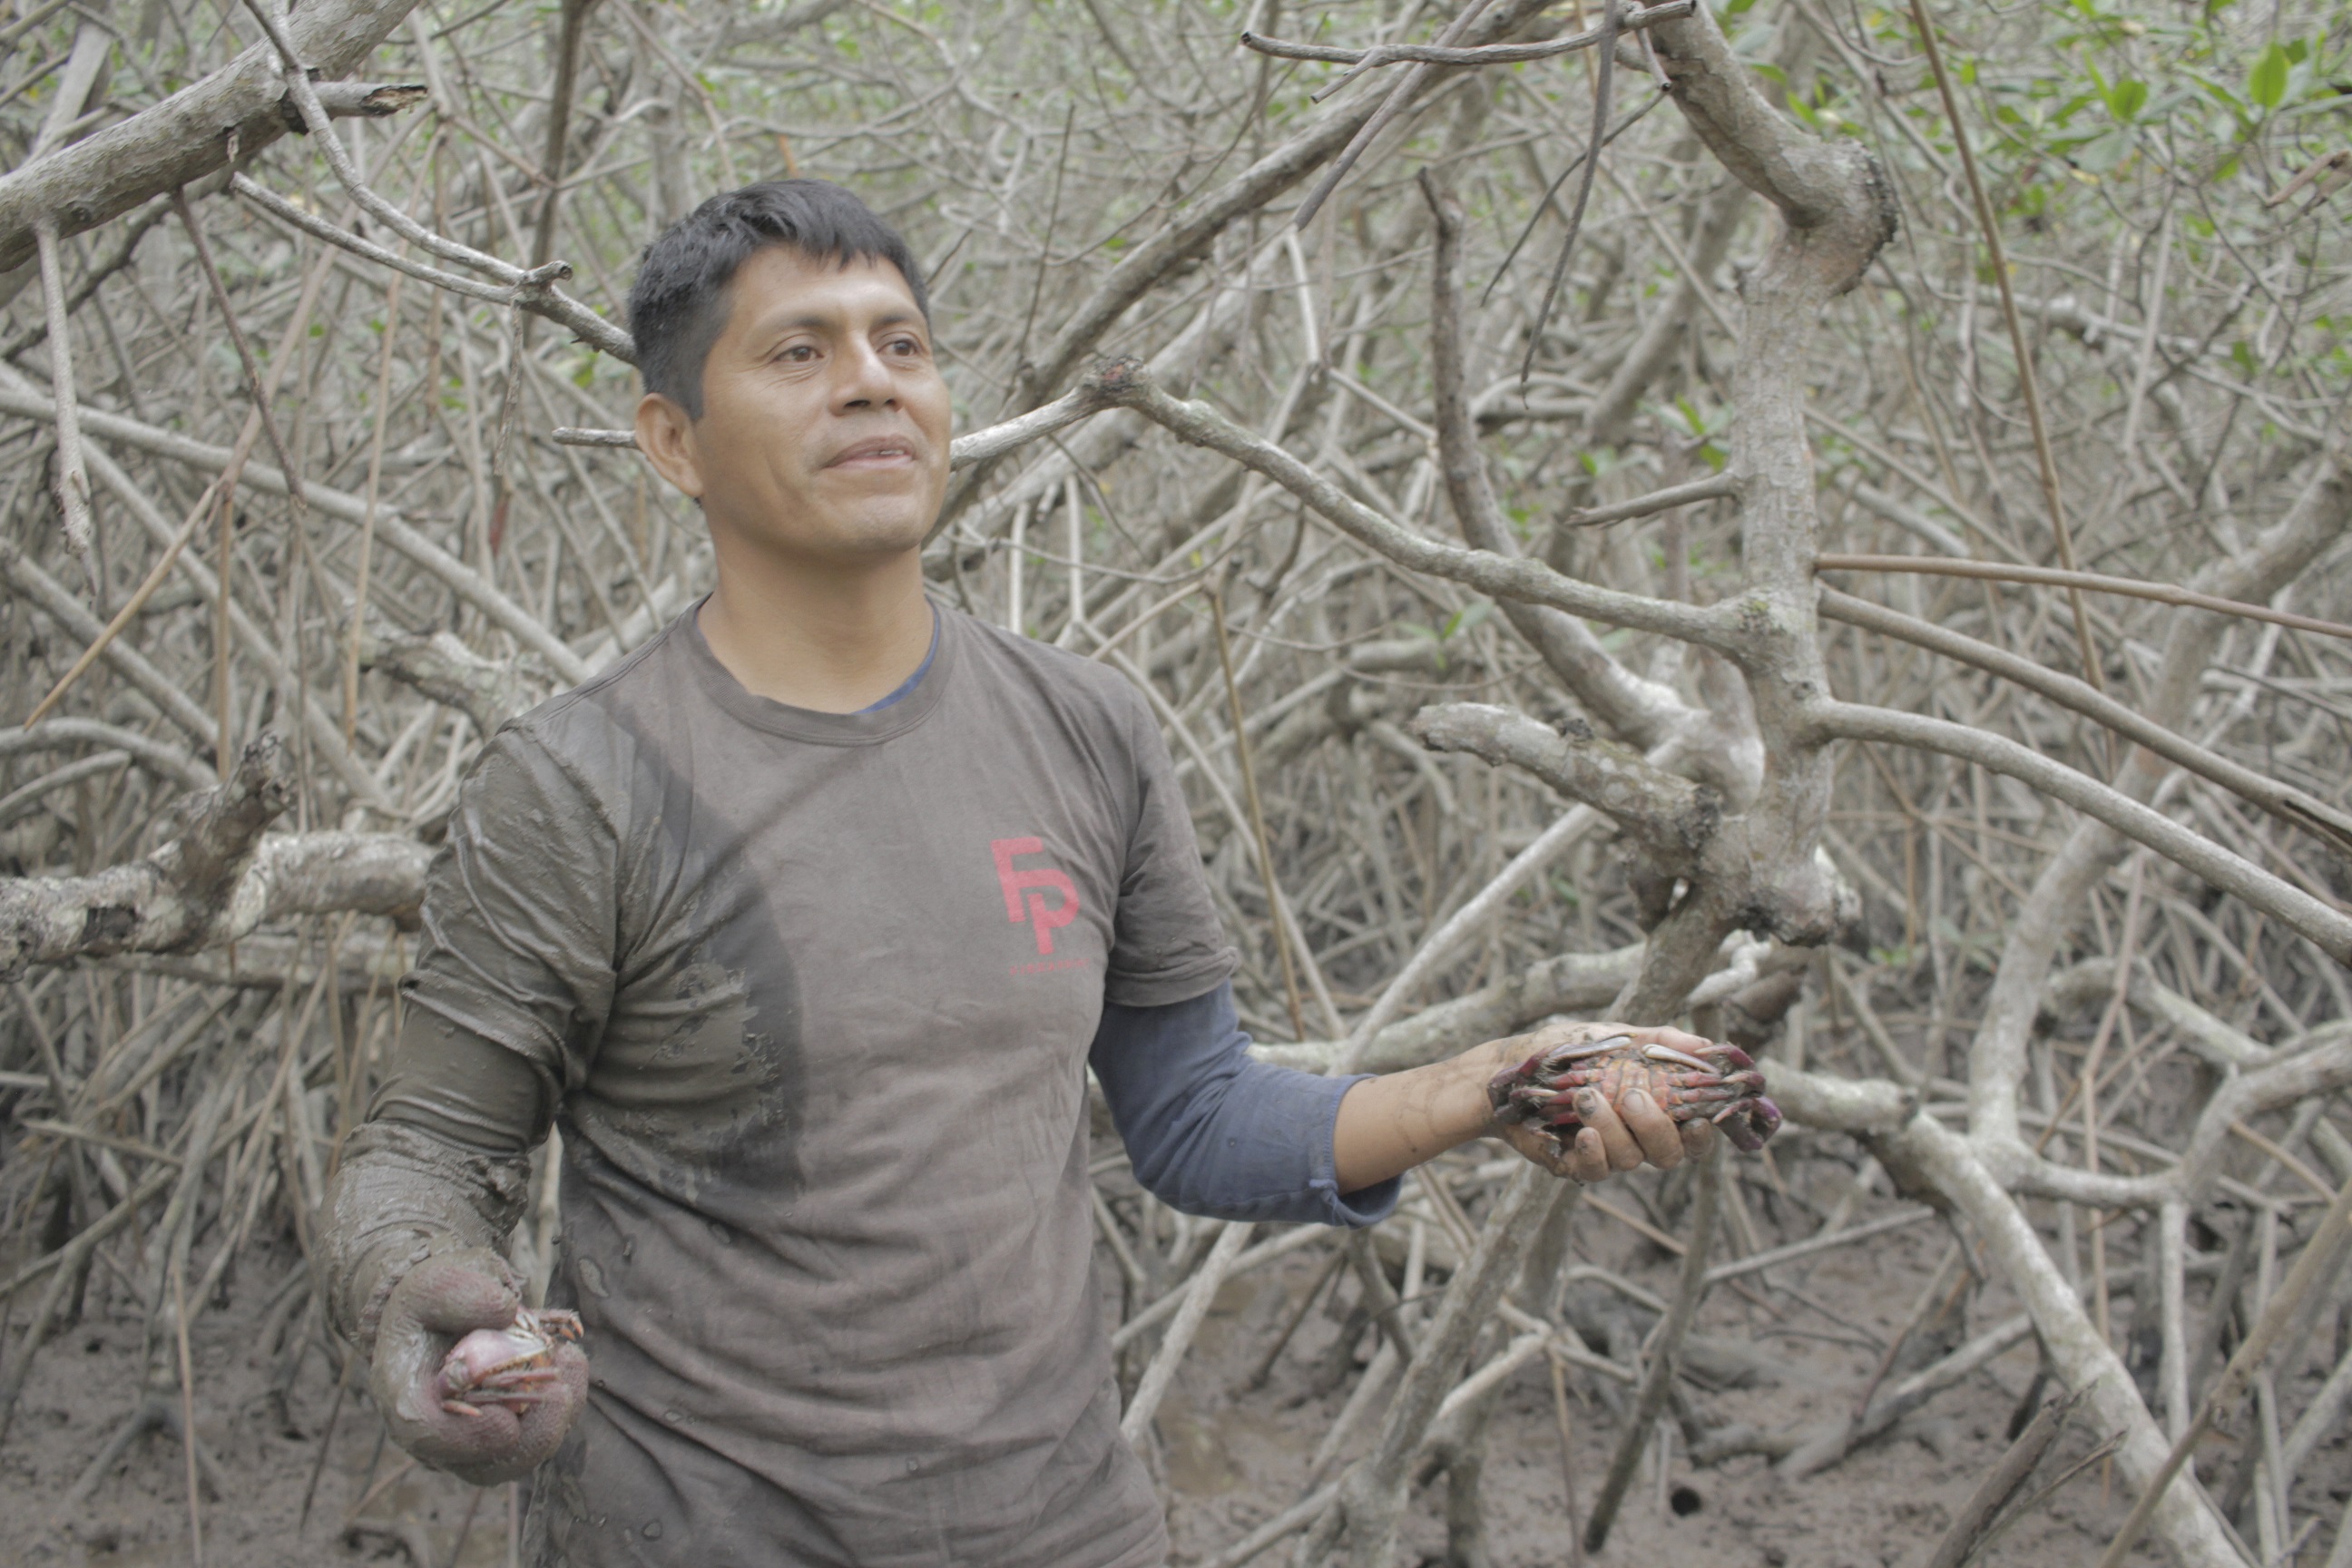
[992,837,1080,956]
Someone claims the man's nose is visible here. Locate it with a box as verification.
[834,339,898,409]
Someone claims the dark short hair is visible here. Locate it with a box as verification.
[626,180,930,418]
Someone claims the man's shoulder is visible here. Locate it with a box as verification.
[950,608,1147,730]
[475,615,698,801]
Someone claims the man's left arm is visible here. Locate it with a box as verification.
[1090,684,1703,1217]
[1089,983,1711,1221]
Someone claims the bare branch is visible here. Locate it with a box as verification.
[1808,699,2352,965]
[555,376,1127,484]
[351,621,553,736]
[0,534,221,750]
[1818,553,2352,644]
[0,736,426,979]
[0,719,215,794]
[1819,586,2352,855]
[29,220,93,583]
[1020,0,1557,404]
[1088,358,1740,651]
[0,376,594,686]
[1242,0,1691,67]
[230,174,635,362]
[1645,0,1896,272]
[0,0,425,272]
[1406,702,1711,859]
[1422,173,1690,744]
[1565,471,1740,528]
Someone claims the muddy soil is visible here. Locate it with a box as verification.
[4,1148,2345,1567]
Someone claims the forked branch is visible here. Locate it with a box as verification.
[0,735,427,980]
[1085,358,1738,651]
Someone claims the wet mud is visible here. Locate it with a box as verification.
[5,1158,2347,1566]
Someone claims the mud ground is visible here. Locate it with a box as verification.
[3,1142,2345,1567]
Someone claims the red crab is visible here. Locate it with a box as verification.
[1488,1034,1781,1152]
[436,1305,584,1418]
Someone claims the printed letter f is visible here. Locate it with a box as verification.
[991,837,1080,956]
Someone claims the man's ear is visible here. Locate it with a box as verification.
[634,392,704,502]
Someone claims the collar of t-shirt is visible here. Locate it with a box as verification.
[857,604,941,713]
[680,597,946,739]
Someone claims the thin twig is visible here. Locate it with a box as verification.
[1902,0,2102,689]
[1583,1140,1720,1552]
[1520,0,1619,389]
[1818,554,2352,644]
[2095,1164,2352,1568]
[1210,587,1308,1039]
[32,220,93,578]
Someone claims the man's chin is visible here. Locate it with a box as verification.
[832,505,937,555]
[710,498,939,563]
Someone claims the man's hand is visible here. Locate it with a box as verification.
[1333,1020,1718,1194]
[1484,1021,1717,1184]
[368,1250,588,1487]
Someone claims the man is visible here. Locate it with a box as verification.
[323,179,1716,1568]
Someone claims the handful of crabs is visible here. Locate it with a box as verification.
[1487,1034,1781,1153]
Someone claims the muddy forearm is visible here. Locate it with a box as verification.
[1331,1038,1518,1192]
[322,1008,554,1352]
[322,1122,533,1356]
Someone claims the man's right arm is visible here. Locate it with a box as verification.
[324,723,622,1485]
[323,1010,584,1485]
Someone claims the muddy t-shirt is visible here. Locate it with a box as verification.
[401,603,1237,1568]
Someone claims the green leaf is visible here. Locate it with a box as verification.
[1439,603,1493,641]
[2106,77,2147,121]
[2249,42,2288,109]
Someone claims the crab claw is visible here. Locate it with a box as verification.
[1716,1094,1782,1152]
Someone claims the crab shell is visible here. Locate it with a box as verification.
[1487,1034,1781,1152]
[436,1306,583,1418]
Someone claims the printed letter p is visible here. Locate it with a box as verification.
[991,837,1081,956]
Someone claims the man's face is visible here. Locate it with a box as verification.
[636,247,950,565]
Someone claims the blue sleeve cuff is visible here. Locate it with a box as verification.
[1091,982,1400,1229]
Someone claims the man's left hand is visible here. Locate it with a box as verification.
[1482,1021,1718,1184]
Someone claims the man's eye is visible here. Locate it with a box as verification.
[778,345,816,363]
[887,337,922,356]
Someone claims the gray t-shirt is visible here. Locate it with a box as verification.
[401,602,1237,1567]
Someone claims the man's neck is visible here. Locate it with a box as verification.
[696,543,935,714]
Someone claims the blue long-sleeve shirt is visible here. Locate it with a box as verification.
[1089,980,1399,1227]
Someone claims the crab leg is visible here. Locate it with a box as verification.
[1639,1043,1719,1074]
[1535,1034,1633,1069]
[442,1395,553,1416]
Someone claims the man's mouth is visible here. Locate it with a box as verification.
[827,436,919,468]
